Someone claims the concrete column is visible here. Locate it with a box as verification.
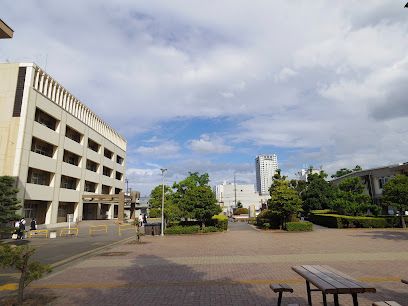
[108,204,114,219]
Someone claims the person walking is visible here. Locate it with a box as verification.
[14,219,21,239]
[138,214,143,227]
[30,218,37,231]
[19,218,26,239]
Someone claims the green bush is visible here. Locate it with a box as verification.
[285,221,313,232]
[201,226,222,233]
[233,208,249,215]
[164,225,200,234]
[212,214,228,230]
[256,210,281,229]
[310,209,333,215]
[247,217,256,224]
[309,213,400,228]
[149,208,161,218]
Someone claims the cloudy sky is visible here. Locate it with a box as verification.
[2,1,408,195]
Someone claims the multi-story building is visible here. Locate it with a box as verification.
[214,181,269,215]
[255,154,278,195]
[0,63,126,226]
[297,168,322,181]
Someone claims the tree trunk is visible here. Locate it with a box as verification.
[401,214,406,228]
[17,253,29,305]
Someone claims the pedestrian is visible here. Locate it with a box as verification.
[14,219,21,239]
[19,218,26,239]
[138,214,143,227]
[30,218,37,231]
[143,214,147,224]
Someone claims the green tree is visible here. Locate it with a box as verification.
[330,177,372,216]
[301,172,335,213]
[236,201,243,209]
[173,172,221,226]
[0,176,21,230]
[0,245,51,305]
[382,175,408,228]
[148,185,181,222]
[331,165,363,178]
[268,176,302,228]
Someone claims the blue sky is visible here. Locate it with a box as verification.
[2,1,408,195]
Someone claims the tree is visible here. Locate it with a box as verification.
[330,177,372,216]
[236,201,243,209]
[149,184,181,222]
[0,245,51,305]
[331,165,363,178]
[382,175,408,228]
[301,172,335,213]
[0,176,21,230]
[173,172,221,226]
[268,176,302,228]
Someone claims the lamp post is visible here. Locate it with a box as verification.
[160,168,167,236]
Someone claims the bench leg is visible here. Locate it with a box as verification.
[306,281,312,306]
[333,294,339,306]
[277,292,282,306]
[352,293,358,306]
[322,292,327,306]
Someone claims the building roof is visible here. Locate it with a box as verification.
[0,19,13,39]
[330,163,408,183]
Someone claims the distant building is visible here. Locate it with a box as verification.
[214,181,269,215]
[255,154,278,195]
[330,163,408,213]
[0,19,13,39]
[0,63,126,225]
[297,168,322,181]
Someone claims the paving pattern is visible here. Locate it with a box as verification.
[17,223,408,305]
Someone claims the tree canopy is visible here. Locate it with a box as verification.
[382,174,408,228]
[301,172,335,213]
[0,176,21,226]
[331,165,362,178]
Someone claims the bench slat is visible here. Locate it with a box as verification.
[292,266,338,294]
[270,283,293,292]
[303,265,354,294]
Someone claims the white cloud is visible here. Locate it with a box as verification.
[189,134,232,154]
[134,141,180,158]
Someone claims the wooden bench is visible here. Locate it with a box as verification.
[270,283,294,306]
[373,302,402,306]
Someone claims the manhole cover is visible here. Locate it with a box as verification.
[98,252,130,257]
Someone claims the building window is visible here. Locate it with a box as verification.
[34,108,58,130]
[61,175,78,190]
[84,181,97,192]
[102,185,111,195]
[115,188,122,194]
[65,126,82,143]
[63,150,80,166]
[88,138,100,152]
[379,177,391,189]
[115,171,123,180]
[31,137,55,158]
[104,148,113,159]
[57,202,75,223]
[86,159,99,172]
[27,168,52,186]
[103,166,112,177]
[116,155,124,165]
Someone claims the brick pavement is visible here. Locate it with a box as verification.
[11,223,408,305]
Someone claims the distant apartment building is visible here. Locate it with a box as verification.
[214,181,269,215]
[0,63,126,226]
[0,19,13,39]
[255,154,278,195]
[330,163,408,213]
[297,168,322,181]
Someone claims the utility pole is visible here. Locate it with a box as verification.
[160,168,167,236]
[234,173,237,207]
[125,178,129,194]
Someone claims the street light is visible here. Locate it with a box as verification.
[160,168,167,236]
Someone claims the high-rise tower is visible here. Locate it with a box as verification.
[255,154,278,195]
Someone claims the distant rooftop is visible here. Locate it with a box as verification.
[0,19,13,39]
[330,163,408,182]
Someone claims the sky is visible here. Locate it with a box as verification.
[1,1,408,195]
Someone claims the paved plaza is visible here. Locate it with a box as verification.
[4,222,408,305]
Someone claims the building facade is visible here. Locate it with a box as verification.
[214,181,269,215]
[255,154,278,195]
[0,63,126,226]
[330,163,408,213]
[297,168,322,181]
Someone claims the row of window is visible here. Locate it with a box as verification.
[34,108,124,165]
[27,167,122,194]
[31,137,123,180]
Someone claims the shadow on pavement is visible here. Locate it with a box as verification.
[47,254,308,306]
[352,230,408,241]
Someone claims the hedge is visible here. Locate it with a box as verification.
[256,210,281,229]
[233,208,249,215]
[286,221,313,232]
[211,214,228,230]
[309,213,408,229]
[201,226,222,233]
[164,225,201,235]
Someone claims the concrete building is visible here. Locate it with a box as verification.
[0,63,126,226]
[255,154,278,195]
[330,163,408,213]
[214,181,269,215]
[0,19,13,39]
[297,168,322,181]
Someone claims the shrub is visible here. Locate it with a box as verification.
[310,209,333,215]
[201,226,221,233]
[164,225,201,235]
[310,214,392,228]
[247,217,256,224]
[211,214,228,230]
[233,208,249,215]
[286,221,313,232]
[262,223,270,229]
[149,208,161,218]
[256,210,281,229]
